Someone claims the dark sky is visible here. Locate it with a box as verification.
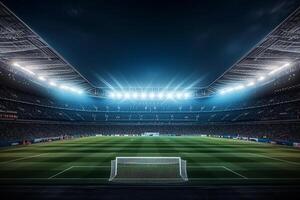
[3,0,300,88]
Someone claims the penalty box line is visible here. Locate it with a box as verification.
[48,165,110,179]
[48,165,248,179]
[250,153,300,166]
[188,166,248,179]
[0,153,47,165]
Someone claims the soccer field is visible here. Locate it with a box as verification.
[0,136,300,185]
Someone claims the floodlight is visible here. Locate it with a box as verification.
[268,62,291,76]
[158,92,164,99]
[116,92,123,99]
[183,92,190,99]
[109,92,116,98]
[235,84,245,90]
[176,92,183,99]
[141,92,147,99]
[246,81,255,87]
[69,87,76,92]
[12,62,35,75]
[258,76,265,81]
[68,87,83,94]
[282,62,290,68]
[12,62,21,67]
[59,85,70,90]
[226,88,234,92]
[76,90,83,94]
[166,92,174,99]
[219,89,226,95]
[49,81,57,87]
[149,92,155,99]
[38,76,46,81]
[124,92,130,99]
[132,92,138,99]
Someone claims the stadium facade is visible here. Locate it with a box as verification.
[0,2,300,147]
[1,2,300,199]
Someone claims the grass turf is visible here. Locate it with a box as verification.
[0,136,300,185]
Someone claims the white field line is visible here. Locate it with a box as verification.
[0,153,47,164]
[72,165,110,168]
[251,153,300,165]
[48,165,110,179]
[187,165,247,179]
[48,166,74,179]
[188,166,226,168]
[222,166,248,179]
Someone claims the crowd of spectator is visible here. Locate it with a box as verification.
[0,83,300,123]
[1,122,300,145]
[0,66,300,145]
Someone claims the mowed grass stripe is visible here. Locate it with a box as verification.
[0,136,300,183]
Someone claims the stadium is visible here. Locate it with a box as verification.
[0,0,300,199]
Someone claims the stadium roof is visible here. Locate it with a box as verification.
[206,7,300,95]
[0,2,97,95]
[0,2,300,98]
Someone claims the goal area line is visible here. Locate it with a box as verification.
[46,165,247,180]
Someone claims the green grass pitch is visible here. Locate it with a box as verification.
[0,136,300,185]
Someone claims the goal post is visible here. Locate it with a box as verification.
[109,157,188,183]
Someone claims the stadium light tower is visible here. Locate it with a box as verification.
[176,92,183,99]
[12,62,35,76]
[124,92,130,99]
[132,92,138,99]
[141,92,147,99]
[246,81,255,87]
[116,92,123,99]
[166,92,174,99]
[183,92,190,99]
[38,76,46,81]
[107,89,193,100]
[149,92,155,99]
[49,81,57,87]
[158,92,164,99]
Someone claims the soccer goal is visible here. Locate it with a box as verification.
[109,157,188,183]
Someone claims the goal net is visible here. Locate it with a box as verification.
[109,157,188,183]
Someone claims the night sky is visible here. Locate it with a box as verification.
[2,0,300,88]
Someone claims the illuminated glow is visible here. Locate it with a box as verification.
[107,90,192,100]
[149,92,155,99]
[140,92,147,99]
[38,76,46,81]
[124,92,130,99]
[166,92,174,99]
[246,81,255,87]
[219,86,241,95]
[227,88,234,92]
[69,87,82,94]
[59,85,70,90]
[268,62,291,75]
[132,92,138,99]
[116,92,123,99]
[49,81,57,87]
[158,92,164,99]
[176,92,183,99]
[12,62,35,76]
[76,90,83,94]
[109,92,115,98]
[218,62,293,96]
[183,92,190,99]
[234,84,245,90]
[219,90,226,95]
[257,76,265,81]
[12,62,84,95]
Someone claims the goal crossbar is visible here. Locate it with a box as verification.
[109,157,188,183]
